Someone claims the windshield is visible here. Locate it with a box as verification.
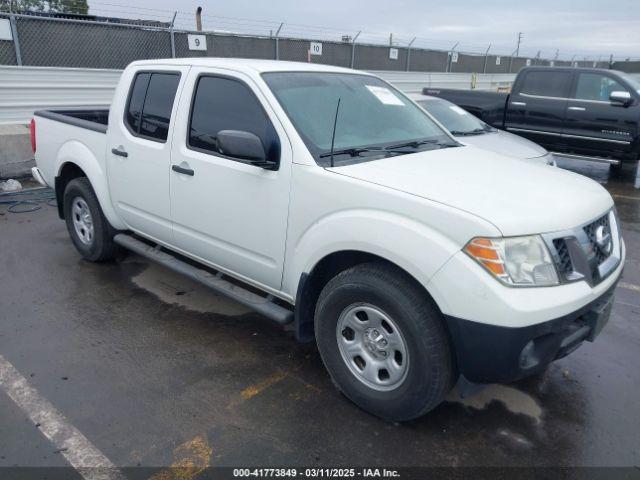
[416,97,491,135]
[262,72,457,166]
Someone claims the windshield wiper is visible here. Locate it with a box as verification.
[319,147,385,158]
[384,139,441,150]
[450,127,491,136]
[385,139,458,150]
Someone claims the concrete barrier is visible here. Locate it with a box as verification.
[0,124,33,179]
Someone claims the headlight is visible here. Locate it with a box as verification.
[464,236,559,287]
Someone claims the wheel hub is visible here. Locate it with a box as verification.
[71,197,94,245]
[363,328,389,358]
[336,303,409,391]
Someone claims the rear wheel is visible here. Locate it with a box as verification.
[314,262,455,421]
[63,177,117,262]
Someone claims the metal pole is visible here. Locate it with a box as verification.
[350,31,361,69]
[274,22,283,60]
[446,42,458,73]
[170,11,177,58]
[482,43,491,73]
[9,14,21,66]
[195,6,202,31]
[406,37,416,72]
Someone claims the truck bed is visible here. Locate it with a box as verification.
[32,108,110,189]
[422,88,508,128]
[34,108,110,134]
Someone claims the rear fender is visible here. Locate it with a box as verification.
[55,140,126,230]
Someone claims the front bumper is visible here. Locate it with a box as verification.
[444,279,619,384]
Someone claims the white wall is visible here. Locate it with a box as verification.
[1,65,637,125]
[0,66,121,125]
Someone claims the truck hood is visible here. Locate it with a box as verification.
[458,129,548,160]
[332,145,613,236]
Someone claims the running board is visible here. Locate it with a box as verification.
[113,234,294,325]
[551,152,621,165]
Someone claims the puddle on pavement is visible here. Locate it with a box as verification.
[447,384,543,424]
[128,260,251,316]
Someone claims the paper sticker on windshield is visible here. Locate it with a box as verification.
[449,105,468,116]
[365,85,405,106]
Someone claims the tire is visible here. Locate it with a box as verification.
[63,177,117,262]
[610,160,638,177]
[314,262,455,421]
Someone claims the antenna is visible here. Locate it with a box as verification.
[329,98,341,168]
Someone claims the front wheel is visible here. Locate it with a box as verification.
[63,177,117,262]
[314,262,455,421]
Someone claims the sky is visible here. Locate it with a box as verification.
[86,0,640,60]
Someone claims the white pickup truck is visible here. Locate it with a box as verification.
[32,59,625,421]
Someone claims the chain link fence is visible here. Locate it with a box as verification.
[0,12,637,73]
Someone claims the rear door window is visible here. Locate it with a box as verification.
[519,71,572,98]
[125,72,150,134]
[125,71,181,142]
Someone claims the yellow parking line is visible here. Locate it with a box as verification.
[619,282,640,293]
[150,434,212,480]
[241,371,287,401]
[613,194,640,201]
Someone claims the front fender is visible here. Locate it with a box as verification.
[284,208,468,311]
[56,140,126,230]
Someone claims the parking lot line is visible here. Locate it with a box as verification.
[619,282,640,293]
[0,353,125,480]
[612,194,640,201]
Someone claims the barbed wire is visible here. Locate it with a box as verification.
[0,0,637,61]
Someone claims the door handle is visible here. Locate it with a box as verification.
[172,165,195,176]
[111,147,128,158]
[568,106,586,111]
[511,101,527,107]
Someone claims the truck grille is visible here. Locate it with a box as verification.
[546,210,620,287]
[583,214,612,265]
[552,238,573,275]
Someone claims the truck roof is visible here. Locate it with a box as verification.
[518,66,625,76]
[128,57,363,75]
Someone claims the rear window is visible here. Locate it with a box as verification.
[519,71,572,98]
[125,71,180,142]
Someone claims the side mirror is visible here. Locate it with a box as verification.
[609,91,632,107]
[217,130,276,169]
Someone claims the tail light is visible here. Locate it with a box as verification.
[30,118,36,154]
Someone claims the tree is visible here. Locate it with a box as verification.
[1,0,89,14]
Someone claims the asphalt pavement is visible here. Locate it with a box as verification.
[0,159,639,477]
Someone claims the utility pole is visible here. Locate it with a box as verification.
[389,33,393,46]
[515,32,523,57]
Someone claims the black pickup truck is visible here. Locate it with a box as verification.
[424,67,640,168]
